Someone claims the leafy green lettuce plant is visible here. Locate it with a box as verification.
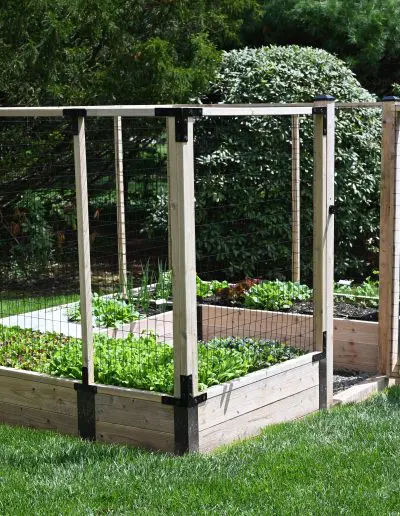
[67,294,142,328]
[0,325,304,394]
[244,280,312,310]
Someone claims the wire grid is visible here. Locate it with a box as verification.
[193,115,314,388]
[0,117,81,373]
[83,116,173,392]
[333,108,380,317]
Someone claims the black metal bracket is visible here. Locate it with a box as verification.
[74,378,97,441]
[312,351,324,362]
[154,107,203,143]
[197,304,203,342]
[312,331,327,362]
[63,108,87,135]
[164,375,204,454]
[312,106,327,135]
[162,375,207,407]
[322,330,327,357]
[329,204,337,215]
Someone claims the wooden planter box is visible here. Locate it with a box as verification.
[114,305,379,373]
[0,351,320,454]
[198,305,379,373]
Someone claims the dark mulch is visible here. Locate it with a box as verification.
[198,297,378,322]
[333,370,372,393]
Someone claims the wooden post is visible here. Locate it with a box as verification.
[291,114,301,282]
[313,95,335,408]
[73,115,94,385]
[114,116,127,297]
[167,119,172,270]
[167,116,198,398]
[379,97,400,377]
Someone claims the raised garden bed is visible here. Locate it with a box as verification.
[0,350,320,453]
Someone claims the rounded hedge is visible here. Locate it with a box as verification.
[194,45,381,281]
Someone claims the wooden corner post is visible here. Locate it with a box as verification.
[313,95,335,408]
[291,114,301,282]
[114,116,128,297]
[64,109,96,441]
[379,97,400,377]
[161,107,203,454]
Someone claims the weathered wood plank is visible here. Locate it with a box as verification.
[199,385,319,453]
[96,421,174,452]
[0,401,78,435]
[0,366,77,388]
[333,340,378,372]
[206,352,318,399]
[0,376,77,416]
[94,383,165,402]
[96,394,174,432]
[199,360,319,431]
[333,319,379,346]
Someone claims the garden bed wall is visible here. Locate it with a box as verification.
[198,352,320,452]
[0,353,320,453]
[199,305,379,373]
[0,366,175,452]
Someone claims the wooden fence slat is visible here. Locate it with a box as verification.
[114,116,127,297]
[291,114,301,282]
[73,116,94,384]
[379,98,400,376]
[313,96,335,407]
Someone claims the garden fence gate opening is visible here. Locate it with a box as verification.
[0,98,399,453]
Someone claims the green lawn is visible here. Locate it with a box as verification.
[1,388,400,514]
[0,294,79,318]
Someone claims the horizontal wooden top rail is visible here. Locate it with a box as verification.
[336,102,384,109]
[0,102,390,119]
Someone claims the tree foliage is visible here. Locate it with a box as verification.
[0,0,260,106]
[246,0,400,95]
[195,46,381,280]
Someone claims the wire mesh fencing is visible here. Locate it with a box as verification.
[0,116,82,374]
[193,114,315,388]
[0,114,176,393]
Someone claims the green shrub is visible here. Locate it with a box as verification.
[194,45,381,280]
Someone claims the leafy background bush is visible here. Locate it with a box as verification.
[194,45,381,281]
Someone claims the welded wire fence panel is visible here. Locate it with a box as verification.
[333,107,381,323]
[76,117,174,392]
[194,115,314,389]
[0,117,81,374]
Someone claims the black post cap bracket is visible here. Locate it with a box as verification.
[154,107,203,118]
[162,375,207,407]
[382,96,400,102]
[314,95,336,102]
[63,108,87,135]
[154,107,203,143]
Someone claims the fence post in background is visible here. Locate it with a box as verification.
[291,114,301,283]
[161,108,204,454]
[379,97,400,377]
[114,116,128,297]
[313,95,335,409]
